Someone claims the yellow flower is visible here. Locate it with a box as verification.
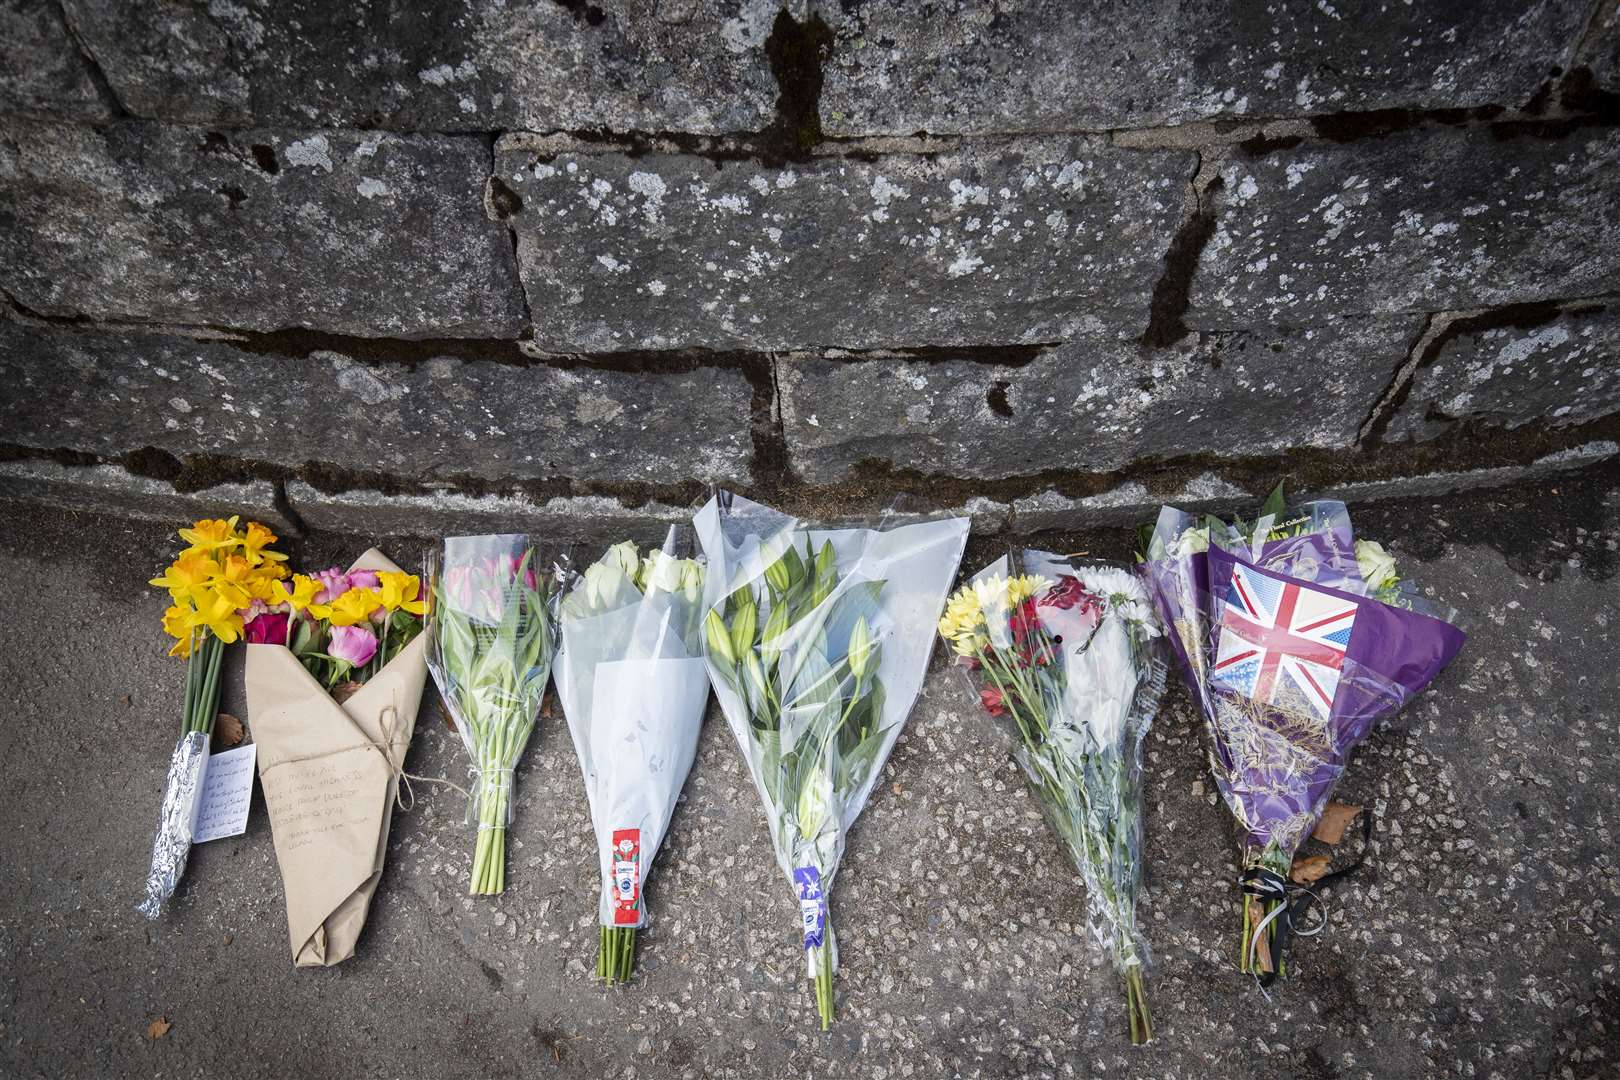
[274,574,322,612]
[1005,574,1049,606]
[178,516,242,555]
[149,553,218,601]
[162,603,192,641]
[168,634,193,658]
[938,583,989,657]
[313,586,383,627]
[210,553,256,610]
[188,586,245,643]
[376,571,428,616]
[241,521,289,566]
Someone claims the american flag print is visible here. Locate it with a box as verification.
[1211,563,1358,721]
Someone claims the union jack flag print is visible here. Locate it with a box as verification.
[1211,563,1358,721]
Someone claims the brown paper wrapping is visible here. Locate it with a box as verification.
[244,549,429,967]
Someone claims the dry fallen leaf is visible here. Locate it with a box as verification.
[1312,802,1363,845]
[891,783,903,795]
[331,681,364,705]
[146,1017,171,1040]
[1291,854,1333,884]
[214,713,245,749]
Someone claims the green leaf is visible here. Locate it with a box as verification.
[1259,480,1287,522]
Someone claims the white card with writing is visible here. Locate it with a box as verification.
[194,743,256,843]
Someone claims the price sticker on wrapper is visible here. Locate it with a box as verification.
[794,866,825,949]
[611,829,641,926]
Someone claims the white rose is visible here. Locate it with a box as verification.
[1355,539,1399,593]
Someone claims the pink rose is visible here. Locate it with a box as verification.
[329,624,378,668]
[348,568,381,590]
[313,567,350,604]
[244,611,289,645]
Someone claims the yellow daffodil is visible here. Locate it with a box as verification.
[376,571,428,616]
[178,516,242,555]
[188,586,245,643]
[149,553,219,601]
[312,586,383,627]
[240,521,289,566]
[274,574,322,612]
[162,603,192,641]
[168,634,193,658]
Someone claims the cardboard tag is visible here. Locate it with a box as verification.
[194,743,256,843]
[794,866,825,949]
[611,828,641,926]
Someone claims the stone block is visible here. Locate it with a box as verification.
[817,0,1588,135]
[0,118,523,336]
[497,137,1193,350]
[0,459,289,529]
[1387,303,1620,441]
[286,483,696,544]
[1189,127,1620,327]
[777,318,1415,483]
[0,320,754,487]
[59,0,787,133]
[0,0,110,119]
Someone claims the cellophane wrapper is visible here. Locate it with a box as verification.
[426,535,563,839]
[1139,500,1466,870]
[695,492,969,981]
[554,528,709,930]
[955,554,1166,1009]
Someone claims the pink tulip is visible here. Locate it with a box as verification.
[329,624,379,668]
[313,567,350,604]
[244,611,289,644]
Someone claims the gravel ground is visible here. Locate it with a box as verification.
[0,470,1616,1080]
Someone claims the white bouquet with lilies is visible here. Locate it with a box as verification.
[554,531,709,984]
[695,492,968,1028]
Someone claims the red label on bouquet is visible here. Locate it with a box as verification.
[611,829,641,925]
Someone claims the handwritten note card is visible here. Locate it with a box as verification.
[194,743,256,843]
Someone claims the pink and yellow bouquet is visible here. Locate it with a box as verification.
[245,549,432,966]
[140,516,289,918]
[271,562,429,690]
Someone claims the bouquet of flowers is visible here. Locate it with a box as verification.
[1137,486,1466,982]
[940,554,1166,1043]
[427,535,562,895]
[244,549,431,966]
[554,533,709,983]
[140,516,289,918]
[695,492,968,1028]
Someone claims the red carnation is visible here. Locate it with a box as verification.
[979,686,1007,716]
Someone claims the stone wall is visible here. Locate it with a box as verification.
[2,0,1618,538]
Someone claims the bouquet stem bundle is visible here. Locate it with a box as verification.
[941,558,1164,1043]
[1137,485,1466,984]
[140,516,290,918]
[556,536,709,986]
[427,536,560,896]
[695,492,968,1029]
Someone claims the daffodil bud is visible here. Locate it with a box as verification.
[847,615,875,680]
[729,601,757,660]
[705,608,737,667]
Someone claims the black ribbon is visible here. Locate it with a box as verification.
[1238,810,1373,987]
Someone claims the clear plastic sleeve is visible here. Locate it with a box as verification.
[425,534,564,895]
[694,492,969,1027]
[554,528,709,935]
[943,552,1165,1042]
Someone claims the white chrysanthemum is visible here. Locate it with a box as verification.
[1077,567,1161,637]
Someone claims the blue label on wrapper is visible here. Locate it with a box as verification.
[794,866,825,949]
